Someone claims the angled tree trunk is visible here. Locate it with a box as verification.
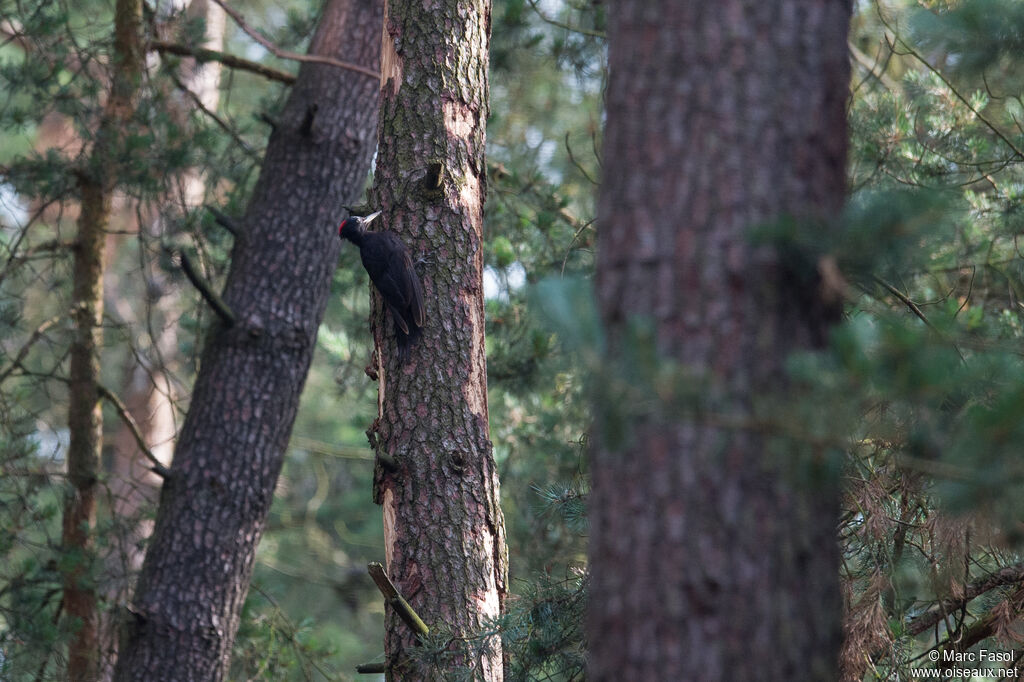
[112,0,383,678]
[63,0,144,678]
[367,0,507,678]
[589,1,851,680]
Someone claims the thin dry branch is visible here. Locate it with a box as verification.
[176,250,237,327]
[210,0,380,81]
[368,562,430,637]
[0,314,63,383]
[525,0,605,38]
[151,40,296,84]
[168,72,259,160]
[97,384,170,478]
[874,276,966,362]
[908,563,1024,637]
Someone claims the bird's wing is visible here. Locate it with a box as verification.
[363,233,425,329]
[388,304,410,334]
[401,250,426,328]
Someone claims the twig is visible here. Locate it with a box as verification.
[873,276,967,362]
[97,384,171,478]
[907,563,1024,636]
[177,250,237,327]
[210,0,380,81]
[560,218,596,275]
[0,314,63,383]
[204,205,241,237]
[168,72,259,161]
[368,562,430,637]
[874,276,936,331]
[564,132,598,185]
[356,662,387,674]
[525,0,605,38]
[151,40,296,84]
[848,40,900,92]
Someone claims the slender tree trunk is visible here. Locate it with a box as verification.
[589,2,851,680]
[100,2,224,676]
[64,0,144,678]
[112,1,383,679]
[368,0,506,678]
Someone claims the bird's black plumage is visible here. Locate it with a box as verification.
[339,212,425,363]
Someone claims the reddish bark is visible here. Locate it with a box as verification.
[367,0,507,678]
[63,0,144,676]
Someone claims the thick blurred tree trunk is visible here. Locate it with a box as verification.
[111,0,383,679]
[63,0,144,678]
[589,2,851,680]
[367,0,507,678]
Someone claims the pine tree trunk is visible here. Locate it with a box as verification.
[64,0,144,677]
[589,2,851,680]
[100,3,224,676]
[111,1,383,679]
[367,0,507,678]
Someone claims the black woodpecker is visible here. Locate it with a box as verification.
[338,211,426,364]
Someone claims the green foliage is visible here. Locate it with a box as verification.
[501,573,586,681]
[0,393,67,678]
[12,0,1024,679]
[837,2,1024,678]
[909,0,1024,74]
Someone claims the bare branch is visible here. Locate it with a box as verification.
[210,0,380,81]
[97,384,170,479]
[0,314,63,384]
[176,250,237,327]
[151,40,296,84]
[356,662,387,674]
[368,562,430,637]
[525,0,605,38]
[204,205,242,237]
[564,132,598,185]
[908,563,1024,637]
[167,72,259,161]
[874,276,966,362]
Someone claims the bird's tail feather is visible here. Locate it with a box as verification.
[396,324,421,365]
[392,308,422,365]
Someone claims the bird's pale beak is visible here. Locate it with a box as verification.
[363,211,382,224]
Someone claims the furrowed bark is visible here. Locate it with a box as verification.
[589,1,852,680]
[112,0,383,679]
[368,0,507,678]
[63,0,144,677]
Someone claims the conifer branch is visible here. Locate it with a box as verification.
[907,562,1024,636]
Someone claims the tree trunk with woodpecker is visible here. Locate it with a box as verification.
[588,1,851,680]
[367,0,507,678]
[63,0,144,678]
[111,0,383,678]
